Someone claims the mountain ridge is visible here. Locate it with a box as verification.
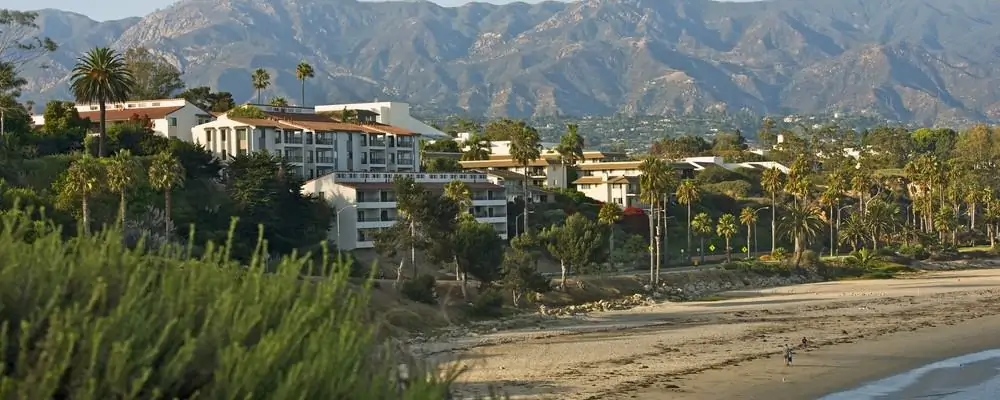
[13,0,1000,124]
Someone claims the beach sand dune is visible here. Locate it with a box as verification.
[431,269,1000,399]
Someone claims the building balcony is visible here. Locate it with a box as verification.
[356,220,395,229]
[475,216,507,225]
[368,139,386,147]
[316,156,335,164]
[284,155,304,163]
[316,138,335,146]
[472,199,507,206]
[369,158,387,165]
[285,137,304,144]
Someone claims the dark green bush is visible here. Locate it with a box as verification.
[469,289,505,318]
[0,212,458,398]
[897,244,930,260]
[402,274,438,304]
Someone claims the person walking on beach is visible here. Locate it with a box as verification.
[784,344,794,366]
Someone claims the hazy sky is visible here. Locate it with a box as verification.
[8,0,754,22]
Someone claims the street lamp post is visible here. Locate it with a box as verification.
[335,204,357,250]
[753,206,770,258]
[836,205,854,256]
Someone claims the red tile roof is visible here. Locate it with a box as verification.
[77,106,184,122]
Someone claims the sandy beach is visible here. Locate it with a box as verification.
[425,268,1000,399]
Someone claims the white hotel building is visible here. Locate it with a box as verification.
[303,171,508,250]
[190,103,507,250]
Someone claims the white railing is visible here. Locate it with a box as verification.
[332,172,490,183]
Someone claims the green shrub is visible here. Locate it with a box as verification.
[772,247,789,261]
[0,212,458,398]
[401,274,438,304]
[469,289,505,318]
[896,244,929,260]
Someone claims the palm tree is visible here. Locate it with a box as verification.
[784,156,812,205]
[104,149,140,227]
[509,122,541,234]
[691,212,713,264]
[778,201,824,263]
[251,68,271,104]
[148,151,186,237]
[739,207,757,259]
[70,47,135,157]
[639,157,672,283]
[716,213,738,262]
[295,61,314,105]
[269,97,289,107]
[598,202,623,271]
[761,167,784,254]
[675,179,700,261]
[556,124,585,165]
[63,156,105,235]
[443,180,473,220]
[461,133,491,161]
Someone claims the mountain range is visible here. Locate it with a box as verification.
[14,0,1000,124]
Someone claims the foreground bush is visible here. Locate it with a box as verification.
[0,212,457,398]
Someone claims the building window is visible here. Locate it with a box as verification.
[221,150,228,159]
[205,130,212,142]
[614,197,623,205]
[578,184,591,190]
[168,117,177,127]
[275,130,282,144]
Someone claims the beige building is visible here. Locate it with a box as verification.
[32,98,212,141]
[302,171,508,250]
[191,104,419,179]
[574,160,695,207]
[459,150,628,191]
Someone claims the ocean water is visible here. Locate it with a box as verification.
[820,349,1000,399]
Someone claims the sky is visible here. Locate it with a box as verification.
[7,0,753,22]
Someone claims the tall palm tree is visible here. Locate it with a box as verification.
[295,61,314,105]
[443,180,473,220]
[556,124,585,166]
[461,133,491,161]
[778,201,824,263]
[70,47,135,158]
[64,156,105,235]
[761,167,784,254]
[251,68,271,104]
[509,122,541,234]
[691,212,713,264]
[819,186,839,256]
[739,207,757,259]
[148,151,186,238]
[716,213,738,262]
[598,202,623,271]
[784,156,812,206]
[639,157,671,283]
[675,179,700,261]
[104,149,140,227]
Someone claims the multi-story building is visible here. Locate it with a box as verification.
[302,171,508,250]
[574,161,696,207]
[31,98,212,141]
[479,169,554,204]
[460,154,569,189]
[190,104,420,179]
[314,101,450,139]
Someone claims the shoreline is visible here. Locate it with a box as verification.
[628,314,1000,400]
[436,268,1000,399]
